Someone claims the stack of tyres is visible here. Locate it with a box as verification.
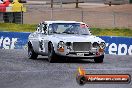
[9,0,25,23]
[3,12,10,23]
[14,12,22,24]
[0,0,26,24]
[3,12,22,23]
[0,0,11,23]
[130,0,132,3]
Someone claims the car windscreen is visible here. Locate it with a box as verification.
[48,23,91,35]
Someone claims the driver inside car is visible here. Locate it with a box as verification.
[64,24,80,34]
[52,24,58,33]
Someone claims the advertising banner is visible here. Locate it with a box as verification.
[0,32,132,55]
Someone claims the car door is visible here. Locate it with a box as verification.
[30,23,42,53]
[38,23,49,55]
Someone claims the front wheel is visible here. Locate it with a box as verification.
[94,55,104,63]
[28,44,38,59]
[48,43,58,63]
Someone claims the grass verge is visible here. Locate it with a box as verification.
[90,28,132,37]
[0,23,132,37]
[0,23,36,32]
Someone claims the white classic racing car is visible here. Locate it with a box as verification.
[28,21,105,63]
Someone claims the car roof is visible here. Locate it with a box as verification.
[44,21,84,24]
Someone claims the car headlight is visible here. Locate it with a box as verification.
[99,42,106,49]
[58,41,65,48]
[92,42,99,48]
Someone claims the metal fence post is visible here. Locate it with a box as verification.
[127,13,130,28]
[21,11,23,24]
[51,8,53,21]
[51,0,53,8]
[60,0,62,8]
[21,6,23,24]
[81,10,84,22]
[76,0,79,8]
[113,12,116,27]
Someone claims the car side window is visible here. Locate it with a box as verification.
[48,24,52,34]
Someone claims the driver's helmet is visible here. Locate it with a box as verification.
[52,24,58,32]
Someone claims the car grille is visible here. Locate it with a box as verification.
[73,42,91,51]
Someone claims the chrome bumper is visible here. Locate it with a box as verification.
[57,51,104,59]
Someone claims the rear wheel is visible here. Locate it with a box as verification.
[48,43,58,63]
[94,55,104,63]
[28,43,38,59]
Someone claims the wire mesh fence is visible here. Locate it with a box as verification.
[23,8,132,28]
[0,8,132,28]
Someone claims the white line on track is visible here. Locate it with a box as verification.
[0,68,131,74]
[82,68,132,71]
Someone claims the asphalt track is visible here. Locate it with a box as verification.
[0,49,132,88]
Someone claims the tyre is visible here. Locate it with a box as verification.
[94,55,104,63]
[13,12,22,24]
[48,42,58,63]
[28,43,38,59]
[3,13,9,23]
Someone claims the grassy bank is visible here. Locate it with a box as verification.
[91,28,132,37]
[0,23,36,32]
[0,23,132,37]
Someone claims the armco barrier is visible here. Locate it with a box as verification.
[0,32,132,55]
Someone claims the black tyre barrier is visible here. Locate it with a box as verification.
[3,13,9,23]
[13,12,22,24]
[3,12,23,24]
